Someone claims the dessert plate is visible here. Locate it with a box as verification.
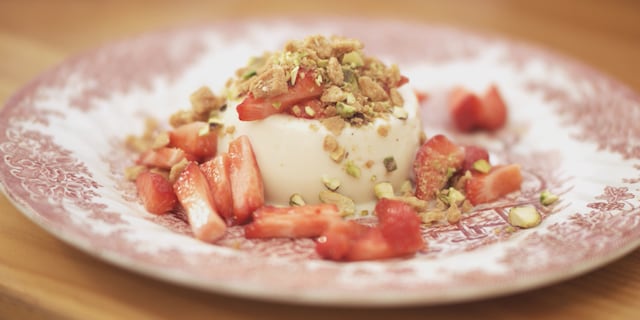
[1,18,639,306]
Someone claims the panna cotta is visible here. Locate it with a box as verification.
[217,85,422,207]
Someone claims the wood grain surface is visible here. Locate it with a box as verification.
[1,1,639,319]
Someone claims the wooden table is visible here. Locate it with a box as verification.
[1,1,639,319]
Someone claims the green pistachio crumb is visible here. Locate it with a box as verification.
[374,182,394,199]
[304,106,316,117]
[508,206,542,228]
[242,70,257,79]
[322,176,341,191]
[540,190,559,206]
[345,160,361,178]
[289,193,306,206]
[342,51,364,67]
[472,159,491,173]
[336,102,356,118]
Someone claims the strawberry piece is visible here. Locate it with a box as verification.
[200,153,234,221]
[228,135,265,224]
[315,221,370,261]
[344,228,396,261]
[413,134,464,200]
[173,162,226,242]
[169,121,217,161]
[135,171,178,214]
[236,70,323,121]
[137,147,190,169]
[449,87,483,132]
[375,199,424,255]
[462,145,490,172]
[244,204,341,238]
[478,84,507,131]
[465,164,523,205]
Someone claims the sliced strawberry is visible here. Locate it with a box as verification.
[315,221,370,261]
[135,171,178,214]
[173,162,226,242]
[244,204,341,238]
[375,198,424,255]
[200,154,234,221]
[462,145,490,173]
[228,135,264,224]
[137,147,191,169]
[448,87,483,132]
[169,121,217,161]
[465,164,523,205]
[237,70,323,121]
[413,134,465,200]
[478,84,507,131]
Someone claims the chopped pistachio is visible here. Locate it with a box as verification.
[508,206,542,228]
[315,73,323,86]
[208,116,224,129]
[472,159,491,174]
[345,92,356,104]
[342,51,364,67]
[124,165,147,181]
[345,160,361,178]
[197,124,210,136]
[394,196,428,211]
[461,199,474,213]
[304,106,316,117]
[290,65,300,85]
[319,190,356,216]
[383,156,397,172]
[336,102,356,118]
[317,59,329,68]
[370,175,377,182]
[169,158,190,183]
[360,210,369,216]
[322,176,341,191]
[242,70,257,79]
[447,203,462,224]
[151,131,170,149]
[374,182,394,199]
[392,106,408,120]
[447,188,466,206]
[329,145,346,162]
[540,190,559,206]
[272,101,282,110]
[289,193,306,206]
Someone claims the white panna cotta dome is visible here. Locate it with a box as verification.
[217,85,423,207]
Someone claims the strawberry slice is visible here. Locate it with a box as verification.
[478,84,507,131]
[375,198,424,255]
[228,135,265,225]
[237,70,323,121]
[465,164,523,205]
[135,171,178,214]
[315,221,371,261]
[137,147,190,169]
[169,121,217,161]
[173,162,226,242]
[200,154,234,221]
[449,87,482,132]
[461,145,490,173]
[244,204,341,238]
[413,134,465,200]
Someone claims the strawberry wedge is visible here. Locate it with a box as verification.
[135,171,178,215]
[448,84,508,132]
[244,204,341,238]
[173,162,226,242]
[236,70,323,121]
[137,147,190,169]
[316,199,424,261]
[169,121,218,161]
[465,164,523,205]
[200,154,234,221]
[413,134,465,200]
[228,135,265,225]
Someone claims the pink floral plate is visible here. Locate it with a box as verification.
[1,18,639,306]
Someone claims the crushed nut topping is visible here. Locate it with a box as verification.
[228,35,409,126]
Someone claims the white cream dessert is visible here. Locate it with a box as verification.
[218,86,422,206]
[214,35,424,210]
